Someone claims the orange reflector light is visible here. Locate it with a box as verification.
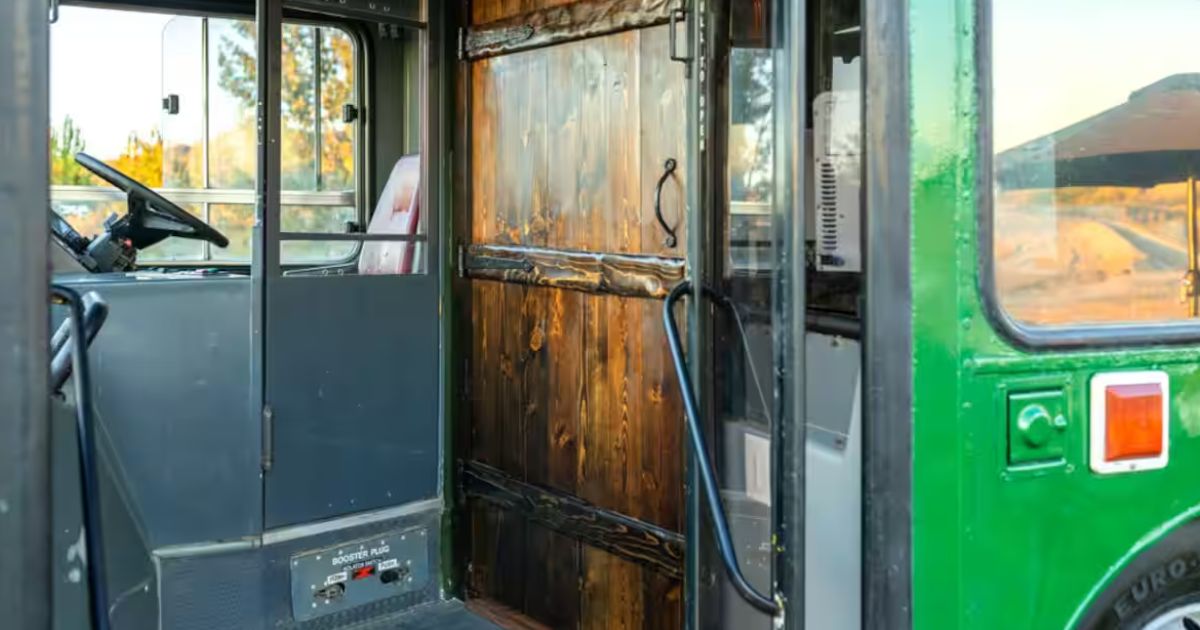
[1104,383,1163,461]
[1090,371,1169,474]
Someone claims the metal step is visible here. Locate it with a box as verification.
[338,601,502,630]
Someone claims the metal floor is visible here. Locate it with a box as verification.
[345,600,502,630]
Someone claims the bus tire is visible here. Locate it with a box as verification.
[1078,518,1200,629]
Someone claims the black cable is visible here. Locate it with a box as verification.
[51,285,111,630]
[662,280,781,617]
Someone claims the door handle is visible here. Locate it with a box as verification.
[654,158,679,248]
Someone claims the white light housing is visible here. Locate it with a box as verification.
[1089,370,1169,475]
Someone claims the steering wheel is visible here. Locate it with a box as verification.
[75,152,229,249]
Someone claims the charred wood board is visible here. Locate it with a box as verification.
[460,243,684,299]
[462,459,684,581]
[463,0,673,60]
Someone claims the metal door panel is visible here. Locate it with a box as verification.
[56,277,261,545]
[263,275,439,528]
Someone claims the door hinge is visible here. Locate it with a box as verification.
[461,358,471,401]
[261,404,274,473]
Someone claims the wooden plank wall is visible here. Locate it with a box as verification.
[461,1,688,627]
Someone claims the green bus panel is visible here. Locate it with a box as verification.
[910,0,1200,627]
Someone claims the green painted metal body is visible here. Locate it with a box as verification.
[910,0,1200,627]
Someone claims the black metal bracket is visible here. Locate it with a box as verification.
[458,243,536,276]
[461,23,535,59]
[668,3,692,77]
[654,157,680,248]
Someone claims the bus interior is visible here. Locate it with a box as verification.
[38,0,876,628]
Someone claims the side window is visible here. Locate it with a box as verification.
[50,7,360,265]
[991,0,1200,326]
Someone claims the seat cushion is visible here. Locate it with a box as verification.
[358,155,420,275]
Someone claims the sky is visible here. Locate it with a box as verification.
[51,7,174,158]
[992,0,1200,151]
[50,6,243,161]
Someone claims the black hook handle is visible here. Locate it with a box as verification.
[654,158,679,248]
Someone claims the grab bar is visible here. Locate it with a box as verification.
[50,285,111,630]
[50,292,108,393]
[662,280,782,617]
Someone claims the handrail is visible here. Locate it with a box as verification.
[50,292,108,393]
[50,285,111,630]
[662,280,782,617]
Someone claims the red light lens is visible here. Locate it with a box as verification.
[1104,383,1163,461]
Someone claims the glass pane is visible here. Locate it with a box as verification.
[282,205,358,265]
[209,203,255,261]
[319,27,356,192]
[162,16,204,188]
[209,19,330,191]
[50,7,173,186]
[210,203,358,263]
[282,239,358,265]
[209,18,258,189]
[729,48,774,272]
[992,0,1200,325]
[281,24,319,190]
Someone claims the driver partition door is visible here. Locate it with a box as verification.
[252,2,442,529]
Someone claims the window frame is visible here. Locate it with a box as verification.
[976,0,1200,350]
[47,7,369,268]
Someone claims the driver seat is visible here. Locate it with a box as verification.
[358,155,421,275]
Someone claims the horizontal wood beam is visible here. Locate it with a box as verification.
[463,0,672,60]
[459,243,685,299]
[462,460,684,580]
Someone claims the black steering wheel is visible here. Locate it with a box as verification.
[75,152,229,249]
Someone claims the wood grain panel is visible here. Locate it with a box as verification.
[462,23,688,629]
[635,28,686,627]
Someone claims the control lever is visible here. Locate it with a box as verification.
[662,281,782,617]
[50,285,111,630]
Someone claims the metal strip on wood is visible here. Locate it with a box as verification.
[462,460,685,580]
[459,243,684,299]
[462,0,673,60]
